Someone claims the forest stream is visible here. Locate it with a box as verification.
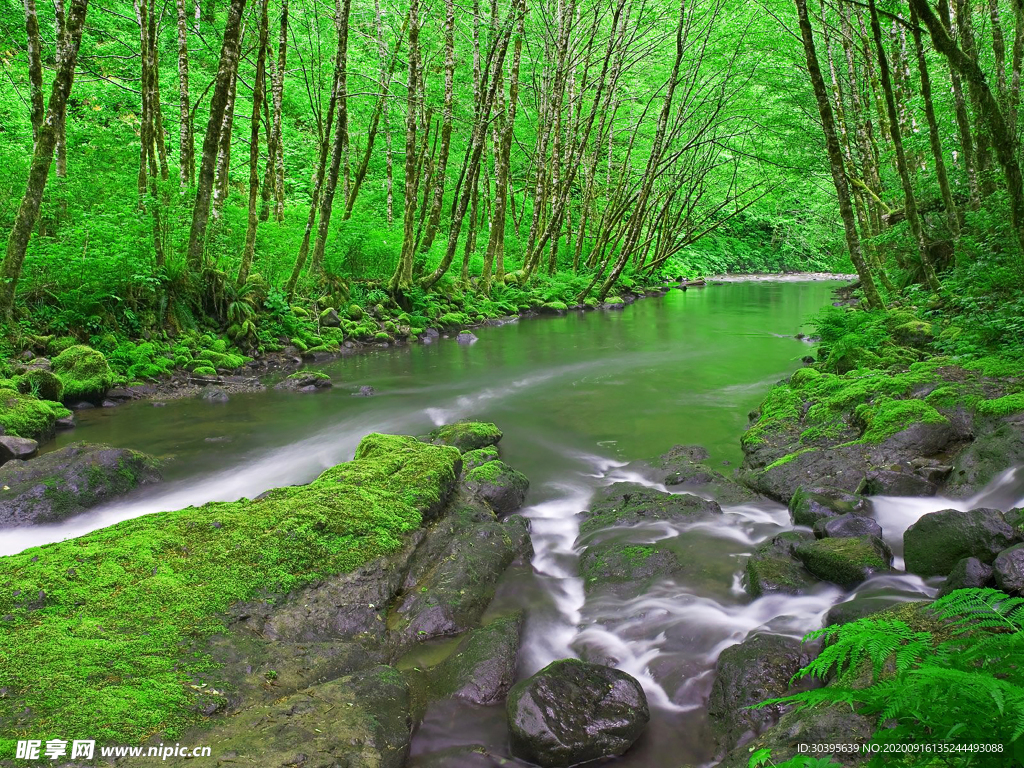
[5,279,1024,767]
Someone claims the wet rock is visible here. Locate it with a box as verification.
[944,417,1024,498]
[275,371,333,392]
[428,421,502,452]
[856,467,937,497]
[579,482,721,536]
[793,536,892,589]
[69,400,95,410]
[461,446,499,471]
[353,385,376,397]
[718,704,873,768]
[812,513,883,540]
[938,557,995,598]
[410,745,496,768]
[708,633,813,752]
[651,444,767,505]
[200,386,229,403]
[825,597,907,627]
[903,507,1019,577]
[426,613,523,705]
[507,659,649,767]
[789,486,872,527]
[101,399,119,408]
[320,307,341,327]
[0,435,39,463]
[580,540,689,594]
[462,460,529,516]
[0,442,160,527]
[457,331,478,345]
[745,532,816,598]
[55,415,76,429]
[156,666,413,768]
[993,544,1024,594]
[389,494,531,650]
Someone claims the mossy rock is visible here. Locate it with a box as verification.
[789,486,871,527]
[51,345,113,403]
[0,391,71,441]
[0,433,461,746]
[579,542,689,594]
[903,507,1018,577]
[348,303,365,321]
[275,371,333,392]
[423,613,523,706]
[579,482,721,536]
[540,301,568,314]
[745,533,817,598]
[604,296,625,306]
[428,421,503,452]
[462,460,529,516]
[14,369,64,402]
[192,366,217,377]
[461,446,499,471]
[793,535,893,588]
[0,442,161,527]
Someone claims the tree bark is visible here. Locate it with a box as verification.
[237,0,269,286]
[186,0,247,270]
[390,0,422,294]
[175,0,194,187]
[24,0,45,146]
[793,0,882,309]
[212,62,240,220]
[939,0,979,208]
[0,0,88,318]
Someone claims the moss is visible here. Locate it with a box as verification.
[604,296,625,305]
[348,304,364,321]
[291,306,310,318]
[437,312,469,327]
[14,369,64,402]
[51,345,112,402]
[0,433,460,748]
[975,392,1024,417]
[195,349,250,370]
[192,366,217,377]
[742,385,803,447]
[855,398,947,443]
[287,370,330,382]
[789,367,822,389]
[462,446,499,471]
[542,301,568,312]
[464,460,516,486]
[374,332,392,342]
[795,537,888,588]
[306,343,339,354]
[428,421,503,452]
[0,391,71,440]
[764,447,816,471]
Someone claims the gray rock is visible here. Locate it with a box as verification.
[993,544,1024,594]
[321,308,341,327]
[457,331,478,344]
[793,536,893,588]
[462,460,529,516]
[650,444,766,505]
[579,482,721,536]
[789,486,872,527]
[0,442,160,527]
[426,613,523,705]
[708,633,813,752]
[55,415,76,429]
[813,513,883,540]
[904,507,1019,577]
[938,556,995,597]
[745,532,817,598]
[353,385,376,397]
[274,372,332,391]
[0,435,39,463]
[856,468,937,497]
[507,659,649,767]
[200,386,229,403]
[945,417,1024,498]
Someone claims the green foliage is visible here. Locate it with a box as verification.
[763,589,1024,765]
[0,433,461,750]
[0,390,71,439]
[50,345,113,402]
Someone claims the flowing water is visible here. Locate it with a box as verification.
[6,279,1024,767]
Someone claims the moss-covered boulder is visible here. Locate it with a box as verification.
[903,507,1019,577]
[793,535,893,588]
[274,370,333,392]
[0,433,461,747]
[13,368,64,402]
[579,482,721,536]
[744,532,817,598]
[708,633,814,753]
[428,421,502,452]
[507,659,649,767]
[635,444,766,505]
[789,485,871,527]
[944,417,1024,498]
[462,460,529,516]
[461,446,499,471]
[51,344,113,403]
[0,390,71,441]
[0,442,161,527]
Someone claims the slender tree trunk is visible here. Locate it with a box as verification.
[309,0,352,275]
[376,0,394,225]
[910,3,960,242]
[175,0,194,187]
[186,0,247,270]
[54,0,68,180]
[869,0,941,291]
[793,0,882,309]
[237,0,269,286]
[939,0,979,208]
[261,0,287,221]
[1009,0,1024,135]
[389,0,421,294]
[24,0,45,146]
[212,63,240,220]
[956,0,994,194]
[0,0,88,319]
[149,0,169,182]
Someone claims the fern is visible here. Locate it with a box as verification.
[759,589,1024,766]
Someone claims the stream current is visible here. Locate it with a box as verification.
[6,278,1024,766]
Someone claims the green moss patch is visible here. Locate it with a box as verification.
[13,369,64,402]
[0,433,461,749]
[51,345,113,402]
[0,391,71,440]
[428,421,503,452]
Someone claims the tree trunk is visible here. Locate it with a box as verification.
[869,0,941,291]
[175,0,194,187]
[793,0,883,309]
[939,0,979,208]
[186,0,247,270]
[212,63,240,220]
[0,0,88,318]
[237,0,269,286]
[376,0,393,225]
[309,0,352,275]
[24,0,45,146]
[54,0,68,179]
[261,0,287,221]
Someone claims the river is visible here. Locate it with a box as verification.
[9,278,1020,766]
